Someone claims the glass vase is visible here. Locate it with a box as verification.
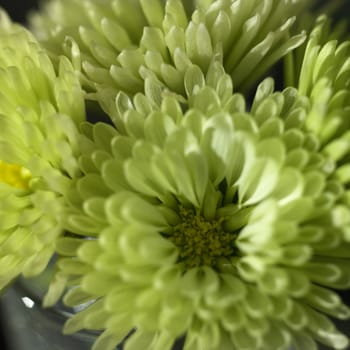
[0,270,185,350]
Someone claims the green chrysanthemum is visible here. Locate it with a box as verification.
[297,16,350,141]
[285,16,350,215]
[288,0,350,85]
[285,12,349,88]
[30,0,311,102]
[0,11,84,287]
[47,61,350,350]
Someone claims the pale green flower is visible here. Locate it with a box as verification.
[285,16,350,216]
[1,3,349,350]
[30,0,310,101]
[46,62,350,350]
[0,11,84,287]
[285,12,349,87]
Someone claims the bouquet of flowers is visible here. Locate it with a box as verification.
[1,0,350,349]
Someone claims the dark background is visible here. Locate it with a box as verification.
[0,0,39,24]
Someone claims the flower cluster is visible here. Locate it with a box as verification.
[0,11,84,287]
[1,1,350,350]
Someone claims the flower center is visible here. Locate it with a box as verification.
[169,206,236,269]
[0,160,31,189]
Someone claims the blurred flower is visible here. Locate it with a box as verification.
[47,61,350,350]
[30,0,311,107]
[0,11,84,287]
[287,16,350,219]
[284,12,349,87]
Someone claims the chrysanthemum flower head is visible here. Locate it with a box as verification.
[0,2,349,350]
[47,61,350,350]
[286,16,350,219]
[285,9,349,87]
[30,0,311,108]
[0,11,85,287]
